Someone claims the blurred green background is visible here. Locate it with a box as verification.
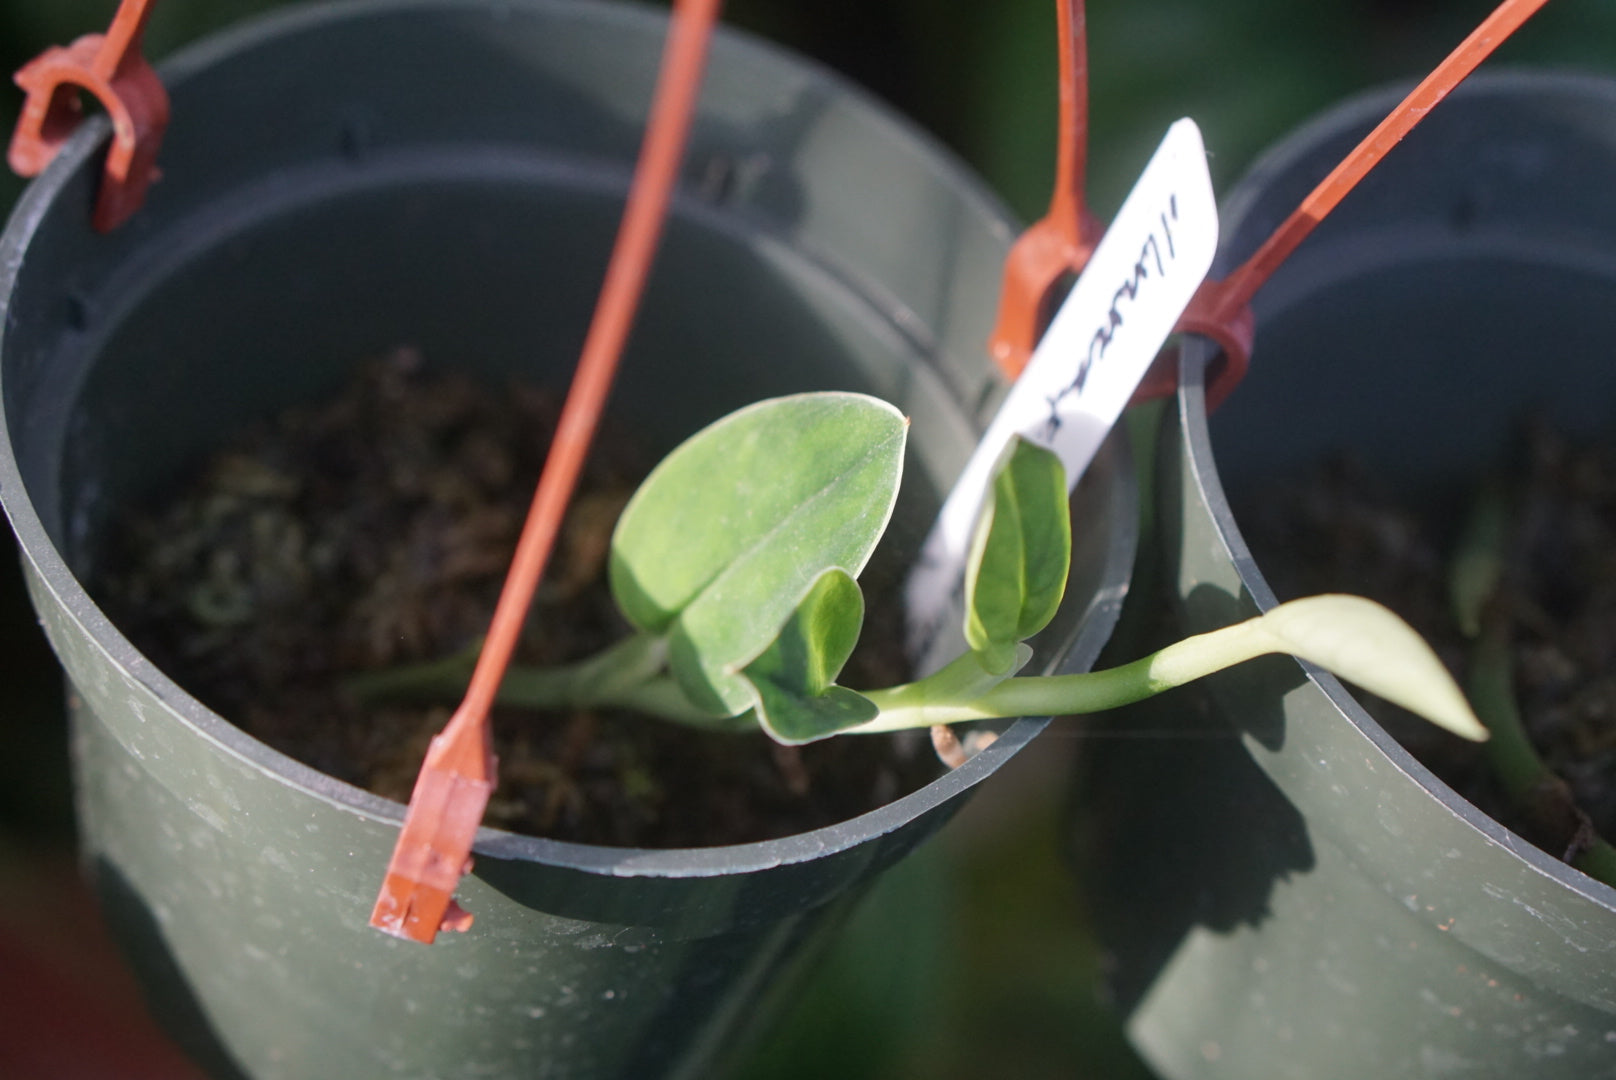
[4,1,1616,1077]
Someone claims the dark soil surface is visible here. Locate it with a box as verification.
[1235,422,1616,866]
[95,350,937,848]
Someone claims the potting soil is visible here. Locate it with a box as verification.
[95,351,938,847]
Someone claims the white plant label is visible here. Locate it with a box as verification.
[906,118,1219,670]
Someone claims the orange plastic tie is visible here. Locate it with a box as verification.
[988,0,1103,380]
[370,0,725,944]
[8,0,168,232]
[1144,0,1553,410]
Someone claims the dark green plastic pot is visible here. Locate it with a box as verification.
[1074,72,1616,1080]
[0,2,1136,1078]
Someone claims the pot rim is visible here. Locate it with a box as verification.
[1179,68,1616,912]
[0,0,1134,879]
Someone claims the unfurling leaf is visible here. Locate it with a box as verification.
[610,393,907,715]
[742,568,878,744]
[964,437,1071,674]
[1253,595,1487,742]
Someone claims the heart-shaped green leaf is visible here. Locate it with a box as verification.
[742,568,879,744]
[963,437,1071,674]
[610,392,907,715]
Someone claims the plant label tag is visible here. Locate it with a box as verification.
[906,118,1218,670]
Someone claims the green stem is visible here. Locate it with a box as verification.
[856,618,1271,732]
[346,632,740,731]
[343,639,482,702]
[498,663,735,729]
[1467,620,1616,888]
[1468,623,1543,801]
[1449,480,1508,638]
[349,593,1479,747]
[1573,839,1616,886]
[1454,483,1616,888]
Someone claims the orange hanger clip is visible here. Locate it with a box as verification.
[988,0,1104,381]
[8,0,168,232]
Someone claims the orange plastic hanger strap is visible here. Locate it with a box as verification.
[988,0,1098,380]
[1133,0,1552,412]
[369,0,725,945]
[7,0,168,232]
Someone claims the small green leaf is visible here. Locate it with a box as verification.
[746,568,865,696]
[751,682,881,746]
[1253,595,1488,742]
[610,393,907,715]
[742,568,879,744]
[963,437,1071,674]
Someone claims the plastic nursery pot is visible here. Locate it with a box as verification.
[1070,71,1616,1080]
[0,2,1137,1078]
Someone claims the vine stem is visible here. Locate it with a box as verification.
[855,618,1274,731]
[1469,616,1616,887]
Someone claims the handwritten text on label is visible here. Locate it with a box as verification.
[906,119,1218,671]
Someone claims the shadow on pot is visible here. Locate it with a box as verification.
[1070,582,1314,1015]
[90,858,250,1080]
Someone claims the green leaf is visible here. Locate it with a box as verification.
[610,392,908,715]
[742,568,879,744]
[963,437,1071,674]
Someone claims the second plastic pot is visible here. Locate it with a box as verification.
[1073,71,1616,1080]
[0,2,1135,1078]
